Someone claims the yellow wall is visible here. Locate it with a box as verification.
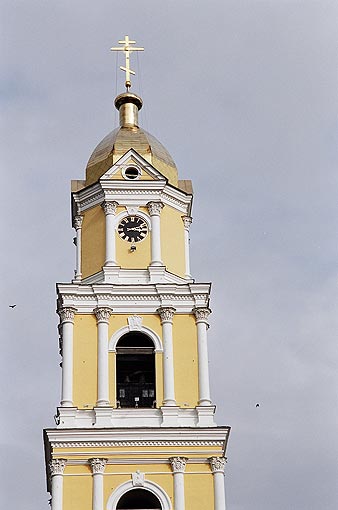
[73,314,97,408]
[81,206,105,279]
[161,205,186,277]
[63,465,92,510]
[173,314,199,407]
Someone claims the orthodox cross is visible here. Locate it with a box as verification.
[111,35,144,91]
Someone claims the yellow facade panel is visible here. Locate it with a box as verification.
[81,206,105,278]
[73,314,97,408]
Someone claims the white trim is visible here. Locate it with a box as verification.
[102,150,166,182]
[106,479,171,510]
[109,325,163,352]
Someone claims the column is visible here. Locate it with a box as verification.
[101,201,118,266]
[193,307,212,406]
[182,216,192,279]
[157,307,176,406]
[49,459,66,510]
[170,457,188,510]
[89,458,108,510]
[209,457,227,510]
[58,307,77,407]
[147,201,164,266]
[73,215,83,280]
[94,307,113,406]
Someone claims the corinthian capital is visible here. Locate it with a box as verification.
[209,456,227,474]
[147,201,164,216]
[157,306,176,324]
[89,458,108,474]
[73,215,83,230]
[58,307,77,324]
[193,307,212,324]
[49,458,66,476]
[101,201,118,215]
[94,306,113,323]
[182,215,193,230]
[170,457,188,473]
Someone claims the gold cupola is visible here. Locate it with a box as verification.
[85,91,178,187]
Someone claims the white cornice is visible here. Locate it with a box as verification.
[57,282,211,314]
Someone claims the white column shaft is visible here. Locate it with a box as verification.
[51,475,63,510]
[214,472,226,510]
[183,227,191,279]
[150,213,162,266]
[75,227,82,278]
[92,473,104,510]
[61,321,73,407]
[105,212,116,266]
[196,321,211,405]
[162,321,176,406]
[97,321,109,406]
[173,471,185,510]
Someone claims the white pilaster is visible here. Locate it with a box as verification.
[147,201,164,266]
[193,307,212,406]
[182,216,192,279]
[89,458,108,510]
[102,201,118,266]
[94,307,113,406]
[158,307,176,406]
[170,457,188,510]
[209,457,227,510]
[58,307,76,407]
[49,459,66,510]
[73,215,83,280]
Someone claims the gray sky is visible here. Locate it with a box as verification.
[1,1,338,509]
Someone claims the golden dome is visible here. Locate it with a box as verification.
[85,93,178,187]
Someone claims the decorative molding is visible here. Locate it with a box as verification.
[147,201,164,216]
[101,201,118,215]
[169,457,188,473]
[209,456,227,474]
[182,215,193,230]
[132,470,145,487]
[57,307,76,324]
[52,440,224,448]
[127,315,143,330]
[49,458,66,476]
[94,306,113,323]
[157,306,176,324]
[73,215,83,230]
[89,458,108,474]
[106,479,171,510]
[193,307,212,324]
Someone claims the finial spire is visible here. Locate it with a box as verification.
[110,35,144,91]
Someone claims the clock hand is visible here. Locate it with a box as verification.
[126,227,144,232]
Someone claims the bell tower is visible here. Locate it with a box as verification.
[44,37,230,510]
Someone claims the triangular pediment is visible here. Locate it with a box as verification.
[100,150,167,182]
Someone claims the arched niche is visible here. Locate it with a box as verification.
[106,480,171,510]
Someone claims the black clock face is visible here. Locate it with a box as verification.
[117,216,148,243]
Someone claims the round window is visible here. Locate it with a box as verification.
[123,166,140,180]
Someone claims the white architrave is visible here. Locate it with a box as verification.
[109,323,163,353]
[89,458,108,510]
[106,479,171,510]
[193,307,212,406]
[170,457,188,510]
[49,459,66,510]
[102,201,118,266]
[157,307,176,406]
[182,216,192,279]
[147,201,164,266]
[73,215,83,280]
[94,307,113,406]
[209,457,227,510]
[58,307,76,407]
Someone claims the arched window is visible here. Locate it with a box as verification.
[116,488,161,509]
[116,332,156,408]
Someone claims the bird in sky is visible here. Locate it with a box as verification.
[255,403,260,408]
[9,304,16,308]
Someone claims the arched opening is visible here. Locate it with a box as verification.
[116,488,161,509]
[116,332,156,408]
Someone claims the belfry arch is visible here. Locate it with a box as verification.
[116,488,161,509]
[106,480,171,510]
[115,331,156,408]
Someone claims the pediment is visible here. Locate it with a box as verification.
[100,150,167,183]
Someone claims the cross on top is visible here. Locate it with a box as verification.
[111,35,144,91]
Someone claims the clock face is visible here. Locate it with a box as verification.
[117,216,148,243]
